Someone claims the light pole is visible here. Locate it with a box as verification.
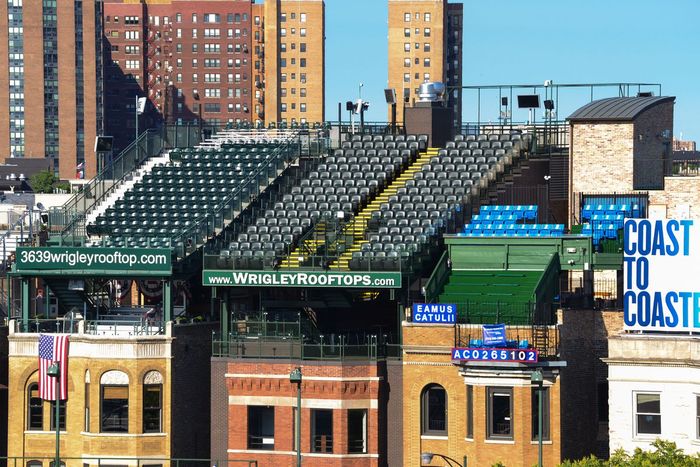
[290,367,302,467]
[421,452,466,467]
[47,362,61,467]
[531,369,544,467]
[193,89,203,143]
[359,82,364,101]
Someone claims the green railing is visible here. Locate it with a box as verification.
[212,334,401,361]
[0,457,257,467]
[49,129,166,241]
[11,318,166,336]
[170,138,300,259]
[423,251,450,303]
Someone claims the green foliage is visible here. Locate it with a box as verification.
[560,440,700,466]
[29,170,56,193]
[492,463,507,467]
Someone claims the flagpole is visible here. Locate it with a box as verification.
[47,363,60,467]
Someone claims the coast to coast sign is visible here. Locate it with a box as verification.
[623,218,700,332]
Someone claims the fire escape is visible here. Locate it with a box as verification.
[146,23,174,124]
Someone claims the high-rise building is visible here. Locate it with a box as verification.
[0,0,104,180]
[103,0,325,151]
[387,0,462,126]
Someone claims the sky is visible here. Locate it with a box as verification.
[325,0,700,141]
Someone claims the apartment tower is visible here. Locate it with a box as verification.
[103,0,325,151]
[388,0,462,126]
[0,0,104,179]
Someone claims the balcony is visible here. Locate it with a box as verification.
[454,323,560,360]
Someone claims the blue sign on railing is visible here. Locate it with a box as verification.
[412,303,456,324]
[482,324,507,346]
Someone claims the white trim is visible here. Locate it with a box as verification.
[228,395,377,409]
[79,431,168,438]
[530,440,553,445]
[225,373,381,382]
[227,449,378,458]
[24,430,67,435]
[420,435,448,440]
[484,439,516,444]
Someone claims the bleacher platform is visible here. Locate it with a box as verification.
[87,133,298,253]
[580,203,639,245]
[462,205,565,238]
[341,132,529,271]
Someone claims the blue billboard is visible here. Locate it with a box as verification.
[412,303,456,324]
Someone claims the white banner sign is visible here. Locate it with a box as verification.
[623,218,698,332]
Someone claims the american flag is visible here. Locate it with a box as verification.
[38,334,70,401]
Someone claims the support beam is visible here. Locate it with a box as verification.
[21,278,30,322]
[163,280,172,322]
[221,290,229,338]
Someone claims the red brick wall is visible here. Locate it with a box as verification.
[225,360,382,467]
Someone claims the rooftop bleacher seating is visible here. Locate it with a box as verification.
[221,134,426,269]
[579,203,639,246]
[88,138,297,251]
[461,205,565,238]
[346,133,529,271]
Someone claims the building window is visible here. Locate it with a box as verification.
[466,385,473,439]
[300,58,306,67]
[192,13,197,23]
[487,387,513,440]
[424,27,431,37]
[300,103,306,112]
[636,393,661,435]
[404,12,411,22]
[404,28,410,37]
[404,58,411,68]
[421,384,447,435]
[143,372,163,433]
[300,43,307,53]
[347,409,367,454]
[404,42,410,52]
[85,380,90,432]
[312,409,333,453]
[300,28,306,37]
[300,88,307,97]
[280,58,287,68]
[101,386,128,432]
[300,13,307,22]
[424,12,431,22]
[531,387,550,441]
[424,73,430,81]
[27,383,43,430]
[403,73,410,83]
[424,58,431,67]
[50,400,67,430]
[175,13,182,23]
[424,43,431,52]
[280,28,286,36]
[248,406,274,450]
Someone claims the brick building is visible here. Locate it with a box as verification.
[0,0,104,179]
[672,137,696,152]
[387,0,462,126]
[401,322,564,467]
[103,0,325,151]
[211,357,392,466]
[567,96,676,223]
[6,321,213,463]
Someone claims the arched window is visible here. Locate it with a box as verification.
[143,370,163,433]
[100,370,129,433]
[27,383,43,430]
[421,384,447,435]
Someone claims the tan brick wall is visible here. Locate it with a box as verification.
[649,176,700,218]
[569,101,675,223]
[569,122,634,223]
[402,324,562,467]
[8,337,172,463]
[388,0,446,124]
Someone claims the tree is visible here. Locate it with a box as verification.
[560,440,700,467]
[29,170,56,193]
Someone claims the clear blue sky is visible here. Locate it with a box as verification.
[325,0,700,141]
